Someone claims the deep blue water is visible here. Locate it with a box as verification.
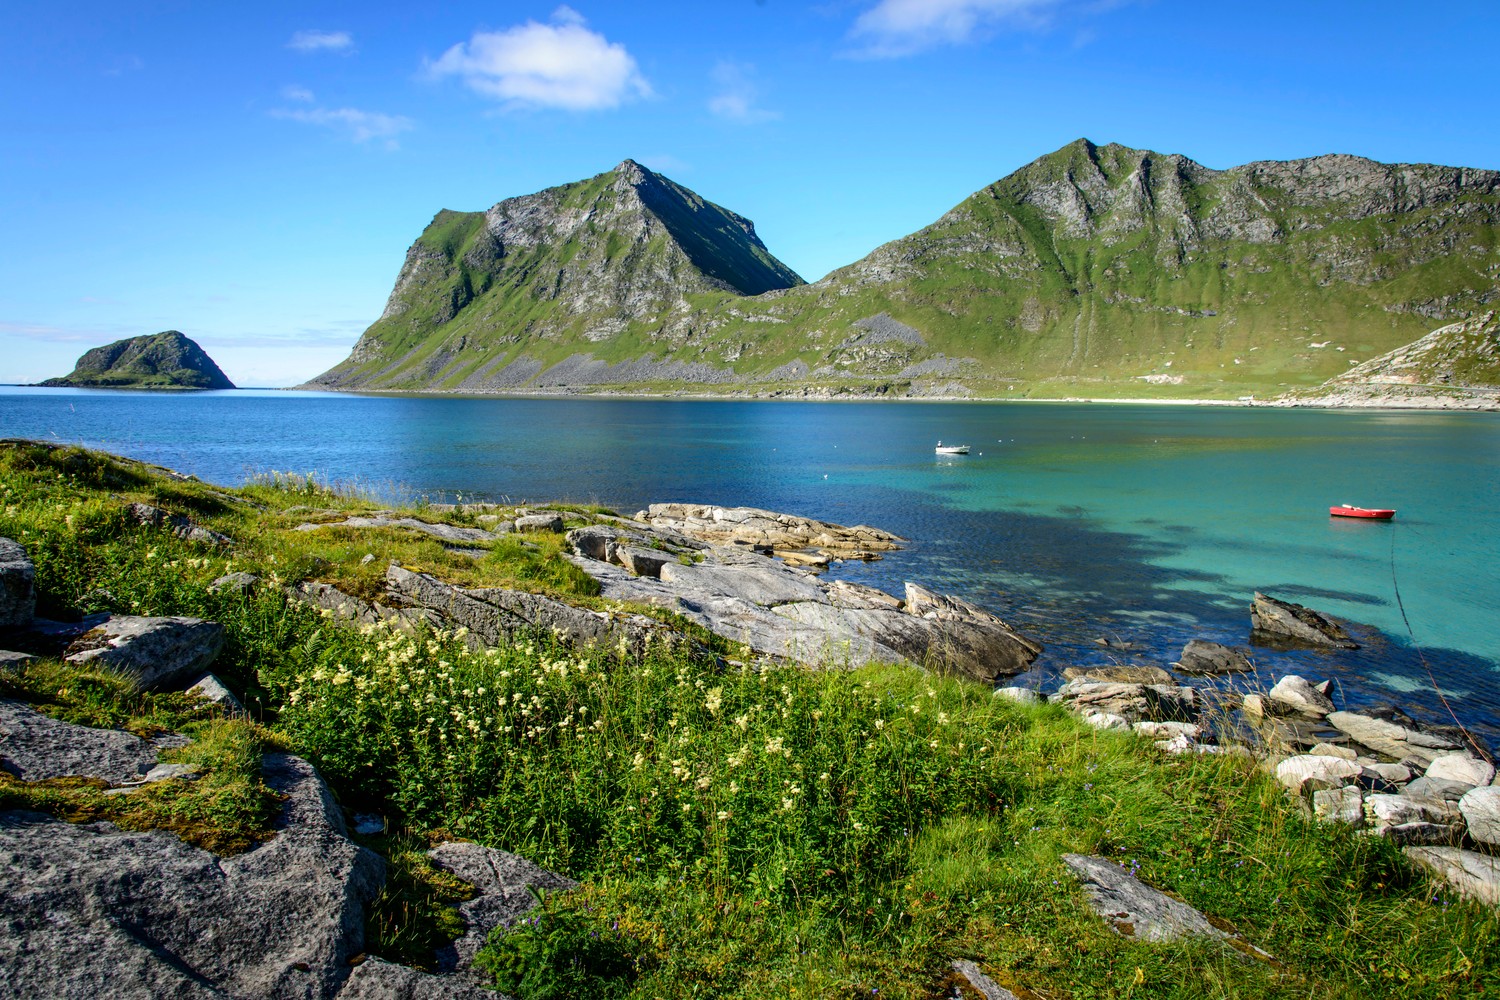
[4,387,1498,740]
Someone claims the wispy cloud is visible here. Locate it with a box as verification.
[707,62,779,124]
[288,30,354,54]
[0,321,108,343]
[103,54,144,77]
[428,7,651,111]
[849,0,1062,57]
[270,106,413,148]
[638,153,689,175]
[280,84,316,103]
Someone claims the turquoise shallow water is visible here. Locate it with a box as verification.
[4,387,1498,738]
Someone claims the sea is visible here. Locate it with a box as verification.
[4,386,1498,741]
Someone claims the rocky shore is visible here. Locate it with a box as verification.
[3,488,1497,996]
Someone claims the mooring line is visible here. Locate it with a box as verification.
[1388,523,1484,755]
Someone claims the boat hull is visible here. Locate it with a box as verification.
[1329,506,1395,519]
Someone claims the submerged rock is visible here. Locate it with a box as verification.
[1175,639,1253,675]
[1250,592,1359,649]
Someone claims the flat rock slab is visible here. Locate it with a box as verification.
[1251,592,1359,649]
[0,699,158,784]
[514,513,564,533]
[64,615,225,692]
[1062,665,1174,685]
[660,559,827,607]
[426,841,577,975]
[1404,846,1500,906]
[0,752,385,1000]
[0,537,37,629]
[1427,753,1496,787]
[1062,853,1227,943]
[0,650,35,671]
[295,517,506,546]
[643,503,904,552]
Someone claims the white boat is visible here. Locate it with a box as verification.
[935,441,970,455]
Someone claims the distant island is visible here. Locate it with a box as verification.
[300,139,1500,405]
[40,331,235,390]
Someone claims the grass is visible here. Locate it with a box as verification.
[1,438,1497,998]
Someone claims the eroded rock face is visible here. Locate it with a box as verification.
[63,615,226,692]
[0,753,385,1000]
[1250,592,1359,649]
[0,537,37,630]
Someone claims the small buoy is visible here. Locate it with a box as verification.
[823,474,828,479]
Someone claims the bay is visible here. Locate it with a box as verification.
[4,386,1498,740]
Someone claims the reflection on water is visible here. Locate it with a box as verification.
[2,387,1497,738]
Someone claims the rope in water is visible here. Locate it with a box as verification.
[1387,522,1485,756]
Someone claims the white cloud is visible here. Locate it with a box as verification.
[280,84,316,103]
[0,321,93,343]
[428,8,651,111]
[638,153,689,175]
[707,62,779,124]
[288,30,354,53]
[271,106,413,147]
[850,0,1061,57]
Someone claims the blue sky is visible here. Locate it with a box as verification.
[3,1,1496,386]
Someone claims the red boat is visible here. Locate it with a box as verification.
[1330,504,1396,520]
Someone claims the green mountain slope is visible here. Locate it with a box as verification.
[309,141,1500,398]
[307,160,804,391]
[40,331,235,390]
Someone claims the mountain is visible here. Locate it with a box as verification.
[1281,311,1500,409]
[40,331,235,390]
[308,142,1500,398]
[307,159,803,391]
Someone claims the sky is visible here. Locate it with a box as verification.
[3,1,1498,387]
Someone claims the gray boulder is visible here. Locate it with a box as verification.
[1459,786,1500,847]
[514,513,565,533]
[426,841,577,975]
[950,960,1021,1000]
[1312,786,1365,826]
[64,615,226,692]
[1403,776,1476,803]
[1062,853,1227,943]
[1404,847,1500,906]
[0,753,384,1000]
[1364,793,1464,844]
[1175,639,1253,675]
[1326,711,1461,768]
[126,502,232,547]
[209,571,259,595]
[0,650,34,671]
[1426,753,1496,787]
[1275,754,1363,795]
[187,672,246,717]
[1,699,157,784]
[1267,675,1336,717]
[1250,592,1359,649]
[1053,680,1198,724]
[0,537,36,630]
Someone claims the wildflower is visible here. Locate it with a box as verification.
[716,810,731,821]
[874,719,885,731]
[704,686,723,716]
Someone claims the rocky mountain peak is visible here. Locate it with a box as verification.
[39,330,235,390]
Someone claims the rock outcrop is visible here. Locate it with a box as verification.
[1250,592,1360,649]
[0,537,36,628]
[39,330,235,390]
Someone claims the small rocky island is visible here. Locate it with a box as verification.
[39,330,234,390]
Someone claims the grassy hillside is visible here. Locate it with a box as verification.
[307,141,1500,399]
[2,439,1496,997]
